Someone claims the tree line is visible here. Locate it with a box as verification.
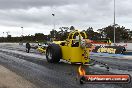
[0,24,132,43]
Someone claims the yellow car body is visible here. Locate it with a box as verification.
[37,47,46,53]
[52,30,90,64]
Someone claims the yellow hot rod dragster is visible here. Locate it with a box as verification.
[46,30,94,64]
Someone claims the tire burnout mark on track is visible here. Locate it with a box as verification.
[0,52,81,88]
[91,56,132,71]
[0,45,41,54]
[0,49,131,88]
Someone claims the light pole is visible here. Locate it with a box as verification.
[113,0,116,44]
[52,13,55,30]
[3,32,4,37]
[20,27,24,45]
[21,27,23,37]
[52,13,55,38]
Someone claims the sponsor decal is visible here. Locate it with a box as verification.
[97,48,116,54]
[80,74,131,83]
[92,46,126,54]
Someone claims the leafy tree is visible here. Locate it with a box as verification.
[1,25,132,43]
[97,24,131,43]
[83,27,101,40]
[35,33,45,42]
[7,35,12,41]
[69,26,75,31]
[129,31,132,39]
[50,29,57,38]
[56,27,69,40]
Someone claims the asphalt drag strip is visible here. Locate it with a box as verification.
[0,48,131,88]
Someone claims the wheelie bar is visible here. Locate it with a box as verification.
[89,58,110,71]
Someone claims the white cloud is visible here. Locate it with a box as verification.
[0,0,132,36]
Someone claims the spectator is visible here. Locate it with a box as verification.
[26,42,31,53]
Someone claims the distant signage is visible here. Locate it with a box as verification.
[92,46,126,54]
[97,48,116,54]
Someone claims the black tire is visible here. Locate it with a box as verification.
[80,76,86,84]
[46,44,62,63]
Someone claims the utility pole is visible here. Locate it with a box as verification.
[113,0,116,44]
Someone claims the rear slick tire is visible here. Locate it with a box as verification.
[46,44,62,63]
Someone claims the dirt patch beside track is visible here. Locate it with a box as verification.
[0,65,36,88]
